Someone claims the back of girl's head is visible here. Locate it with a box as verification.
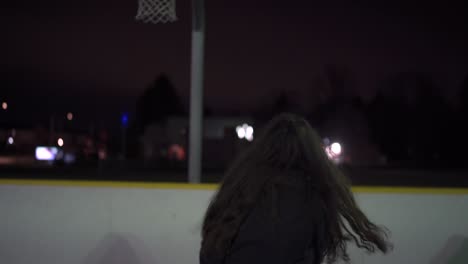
[201,113,390,263]
[241,113,326,172]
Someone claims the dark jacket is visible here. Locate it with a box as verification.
[200,176,326,264]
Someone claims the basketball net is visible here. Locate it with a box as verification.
[135,0,177,24]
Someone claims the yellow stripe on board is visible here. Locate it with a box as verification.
[0,179,217,190]
[352,186,468,195]
[1,179,468,195]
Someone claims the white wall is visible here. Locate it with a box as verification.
[0,183,467,264]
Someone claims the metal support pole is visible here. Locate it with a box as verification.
[188,0,205,183]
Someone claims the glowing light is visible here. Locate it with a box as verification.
[57,138,64,147]
[246,126,254,137]
[236,126,245,139]
[168,144,186,161]
[67,112,73,121]
[121,113,129,127]
[331,142,342,155]
[7,137,14,145]
[236,124,254,141]
[35,147,58,161]
[98,149,107,160]
[1,102,7,110]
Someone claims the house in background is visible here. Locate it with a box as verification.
[140,116,255,169]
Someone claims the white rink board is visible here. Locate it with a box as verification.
[0,183,467,264]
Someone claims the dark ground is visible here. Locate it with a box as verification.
[1,162,468,187]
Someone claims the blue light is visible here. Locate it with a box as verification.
[121,113,129,126]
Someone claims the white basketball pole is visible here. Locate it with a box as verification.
[188,0,205,183]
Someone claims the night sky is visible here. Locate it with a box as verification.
[1,0,468,128]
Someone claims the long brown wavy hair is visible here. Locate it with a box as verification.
[201,113,391,263]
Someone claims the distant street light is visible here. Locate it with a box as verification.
[331,142,342,155]
[67,112,73,121]
[1,102,7,110]
[57,138,64,147]
[236,123,254,142]
[7,137,14,145]
[121,113,129,127]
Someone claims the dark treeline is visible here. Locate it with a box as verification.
[131,69,468,168]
